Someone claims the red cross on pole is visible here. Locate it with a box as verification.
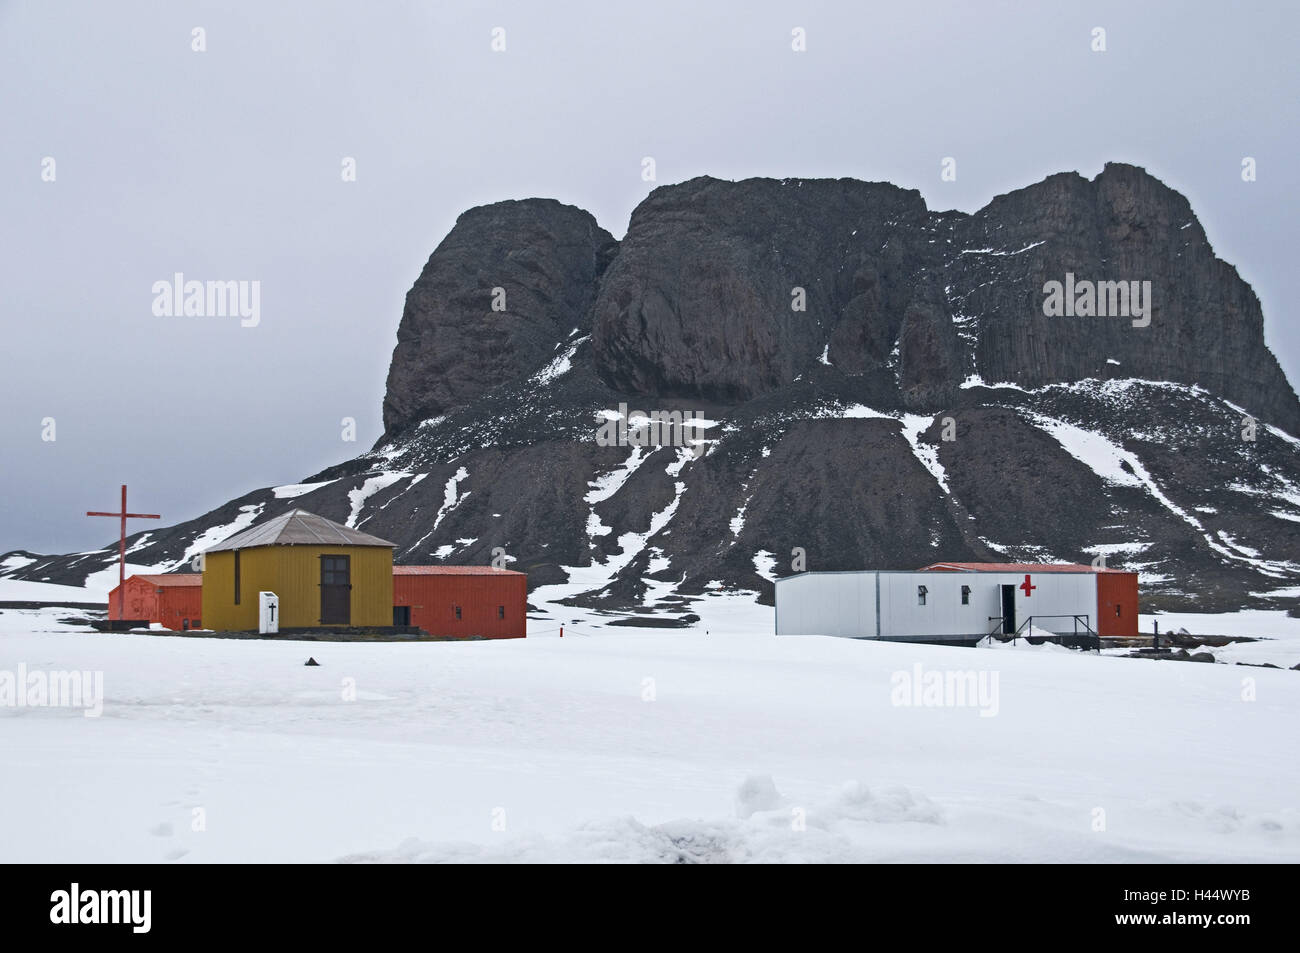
[87,484,160,621]
[1019,573,1036,597]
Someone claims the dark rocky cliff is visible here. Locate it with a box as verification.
[947,165,1297,428]
[383,199,617,433]
[583,165,1298,431]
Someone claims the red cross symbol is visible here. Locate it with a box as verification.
[1019,574,1036,597]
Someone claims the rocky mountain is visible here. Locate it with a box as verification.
[7,163,1299,620]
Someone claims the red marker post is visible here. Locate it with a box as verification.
[87,484,160,622]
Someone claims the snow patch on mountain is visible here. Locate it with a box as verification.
[404,467,470,557]
[530,336,588,386]
[179,504,264,566]
[1026,410,1299,578]
[273,480,337,499]
[900,414,949,494]
[346,472,410,528]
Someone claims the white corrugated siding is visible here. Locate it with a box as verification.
[776,570,1098,640]
[774,571,877,638]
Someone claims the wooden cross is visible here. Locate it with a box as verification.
[87,484,160,621]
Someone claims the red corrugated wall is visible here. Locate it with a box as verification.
[1096,572,1139,637]
[108,577,158,622]
[159,585,203,630]
[394,572,526,638]
[107,578,202,630]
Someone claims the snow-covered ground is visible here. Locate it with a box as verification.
[1138,609,1299,641]
[1132,609,1300,668]
[0,577,116,602]
[2,597,1297,863]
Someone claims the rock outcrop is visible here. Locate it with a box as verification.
[947,164,1298,429]
[590,177,935,404]
[382,199,617,434]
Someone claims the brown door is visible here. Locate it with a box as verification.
[320,554,351,625]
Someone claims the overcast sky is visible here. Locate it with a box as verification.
[2,0,1297,553]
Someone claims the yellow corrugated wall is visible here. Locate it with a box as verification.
[201,545,394,630]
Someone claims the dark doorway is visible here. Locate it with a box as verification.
[1000,584,1016,634]
[320,554,351,625]
[393,605,411,626]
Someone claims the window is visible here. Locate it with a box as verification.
[321,556,350,586]
[497,605,505,620]
[1116,604,1122,617]
[917,585,927,606]
[961,585,970,605]
[233,550,241,605]
[454,606,462,621]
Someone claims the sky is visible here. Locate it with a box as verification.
[2,0,1297,553]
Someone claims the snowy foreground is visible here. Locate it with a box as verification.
[2,602,1298,863]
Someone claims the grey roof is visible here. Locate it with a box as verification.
[205,509,396,553]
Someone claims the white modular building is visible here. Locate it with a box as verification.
[774,562,1139,644]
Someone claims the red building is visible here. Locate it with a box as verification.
[392,566,527,639]
[107,573,203,630]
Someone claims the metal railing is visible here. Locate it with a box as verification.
[986,614,1100,652]
[1015,614,1100,652]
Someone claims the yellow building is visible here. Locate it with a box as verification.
[200,509,395,631]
